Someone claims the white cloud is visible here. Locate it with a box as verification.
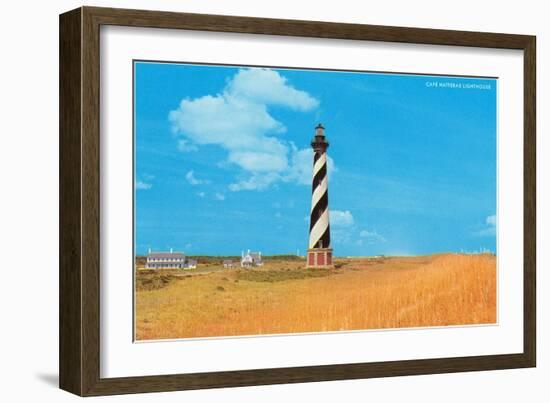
[135,181,152,190]
[136,174,154,190]
[330,210,355,228]
[474,214,496,236]
[475,228,496,237]
[196,192,205,198]
[185,170,210,185]
[228,172,281,192]
[228,151,287,172]
[170,94,285,152]
[359,229,387,244]
[285,146,313,185]
[169,68,323,191]
[327,210,356,244]
[177,139,198,152]
[214,192,225,201]
[225,68,319,111]
[228,146,337,191]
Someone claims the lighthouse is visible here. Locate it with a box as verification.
[307,124,333,268]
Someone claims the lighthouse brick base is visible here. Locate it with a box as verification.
[307,248,333,269]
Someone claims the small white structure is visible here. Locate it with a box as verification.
[241,250,263,268]
[185,259,197,269]
[146,249,186,269]
[223,259,234,268]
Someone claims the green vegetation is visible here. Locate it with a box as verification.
[136,274,179,291]
[236,268,337,283]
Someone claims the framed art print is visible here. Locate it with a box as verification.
[59,6,536,396]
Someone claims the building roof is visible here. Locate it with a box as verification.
[250,252,262,260]
[223,259,233,264]
[147,251,185,259]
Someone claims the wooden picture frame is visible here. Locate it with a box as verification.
[59,6,536,396]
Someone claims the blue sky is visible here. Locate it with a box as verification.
[134,61,497,256]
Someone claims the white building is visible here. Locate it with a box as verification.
[145,249,195,269]
[241,250,263,268]
[185,259,197,269]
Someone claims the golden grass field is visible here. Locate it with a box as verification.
[135,253,496,340]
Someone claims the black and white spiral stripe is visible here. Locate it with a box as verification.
[309,150,331,249]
